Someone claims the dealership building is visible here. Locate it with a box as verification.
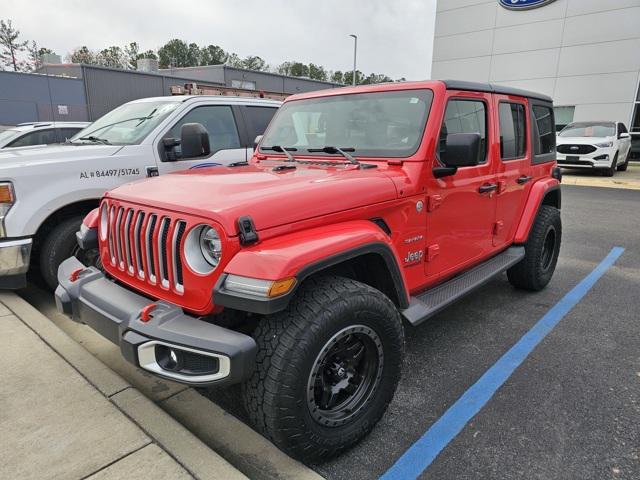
[432,0,640,154]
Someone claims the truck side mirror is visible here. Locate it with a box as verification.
[434,133,482,179]
[254,134,263,149]
[180,123,210,159]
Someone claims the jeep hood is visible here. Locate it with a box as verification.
[107,164,399,234]
[0,143,123,170]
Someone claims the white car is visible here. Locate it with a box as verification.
[0,95,280,290]
[556,121,631,176]
[0,122,89,149]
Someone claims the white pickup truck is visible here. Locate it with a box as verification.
[0,95,280,290]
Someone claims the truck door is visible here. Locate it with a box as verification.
[493,95,532,248]
[157,104,247,174]
[424,93,498,279]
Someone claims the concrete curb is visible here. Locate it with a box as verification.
[0,292,246,480]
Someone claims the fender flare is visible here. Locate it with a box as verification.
[214,220,410,314]
[514,179,561,244]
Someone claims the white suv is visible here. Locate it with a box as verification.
[0,96,280,290]
[0,122,89,149]
[556,121,631,176]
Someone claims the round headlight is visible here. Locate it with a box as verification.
[100,203,108,240]
[200,227,222,267]
[184,225,223,275]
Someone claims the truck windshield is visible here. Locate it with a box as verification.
[559,123,615,138]
[70,100,181,145]
[260,89,433,158]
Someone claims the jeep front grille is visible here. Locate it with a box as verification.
[104,204,185,293]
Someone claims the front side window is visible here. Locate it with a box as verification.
[244,106,278,141]
[499,102,526,160]
[532,105,555,154]
[441,99,487,163]
[261,89,434,158]
[7,129,57,148]
[165,105,241,159]
[71,100,180,146]
[618,123,628,135]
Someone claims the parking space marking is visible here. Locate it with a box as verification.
[381,247,625,480]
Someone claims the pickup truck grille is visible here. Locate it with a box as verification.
[104,203,186,293]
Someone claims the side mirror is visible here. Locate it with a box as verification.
[441,133,482,167]
[180,123,210,158]
[253,134,263,149]
[619,132,630,139]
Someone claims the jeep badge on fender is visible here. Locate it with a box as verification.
[57,80,561,463]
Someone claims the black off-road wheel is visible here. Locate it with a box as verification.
[39,216,101,291]
[242,275,404,463]
[507,205,561,291]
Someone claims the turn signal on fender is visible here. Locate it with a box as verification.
[268,277,297,297]
[0,183,14,203]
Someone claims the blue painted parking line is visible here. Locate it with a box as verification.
[381,246,625,480]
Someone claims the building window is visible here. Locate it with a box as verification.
[231,79,256,90]
[554,106,575,132]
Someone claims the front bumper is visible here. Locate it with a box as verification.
[556,148,615,169]
[0,238,32,289]
[55,257,257,386]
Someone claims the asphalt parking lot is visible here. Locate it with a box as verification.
[21,183,639,480]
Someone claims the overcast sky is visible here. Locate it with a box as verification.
[4,0,437,80]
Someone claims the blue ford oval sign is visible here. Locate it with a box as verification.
[499,0,557,10]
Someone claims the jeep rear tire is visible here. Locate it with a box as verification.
[242,275,404,463]
[507,205,561,291]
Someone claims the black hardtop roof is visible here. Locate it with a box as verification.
[443,80,553,103]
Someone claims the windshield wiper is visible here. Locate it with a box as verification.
[307,146,358,165]
[74,113,158,142]
[262,145,297,162]
[77,135,111,145]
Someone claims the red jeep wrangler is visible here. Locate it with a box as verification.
[56,80,562,462]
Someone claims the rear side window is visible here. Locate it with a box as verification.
[244,106,278,142]
[442,99,487,163]
[7,129,57,148]
[532,105,555,155]
[499,102,526,160]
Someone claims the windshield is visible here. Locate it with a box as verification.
[559,123,615,138]
[260,89,434,158]
[71,100,181,145]
[0,129,19,145]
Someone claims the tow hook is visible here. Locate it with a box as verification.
[69,267,85,282]
[140,303,158,322]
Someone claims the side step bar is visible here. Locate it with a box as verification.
[401,246,525,326]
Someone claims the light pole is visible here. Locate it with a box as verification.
[349,34,357,86]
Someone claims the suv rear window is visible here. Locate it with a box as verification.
[532,105,555,155]
[261,89,434,158]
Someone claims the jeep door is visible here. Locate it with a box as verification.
[492,94,533,248]
[157,104,248,173]
[424,92,498,279]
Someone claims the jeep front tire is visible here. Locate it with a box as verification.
[242,275,404,463]
[507,205,561,291]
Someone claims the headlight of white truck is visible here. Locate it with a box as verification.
[0,182,15,237]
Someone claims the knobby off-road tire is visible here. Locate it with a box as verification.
[39,216,84,291]
[242,275,404,463]
[508,205,562,291]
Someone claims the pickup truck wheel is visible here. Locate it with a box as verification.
[507,205,561,291]
[242,275,404,463]
[39,216,83,291]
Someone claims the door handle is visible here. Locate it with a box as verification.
[478,183,498,194]
[516,175,532,184]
